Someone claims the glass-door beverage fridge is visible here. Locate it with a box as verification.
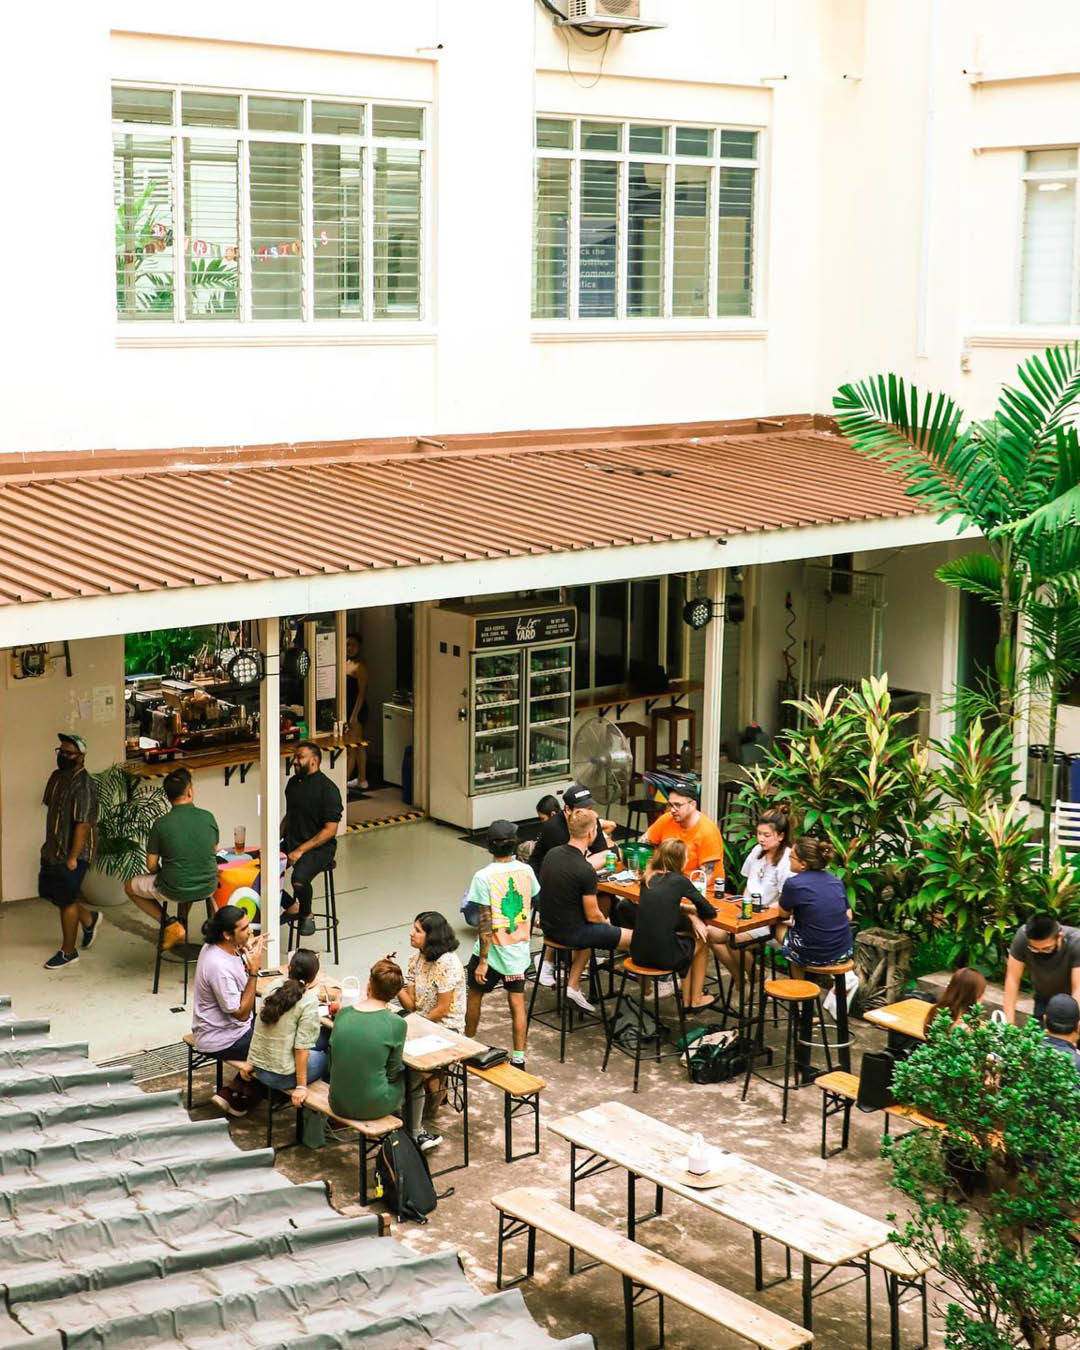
[428,602,577,829]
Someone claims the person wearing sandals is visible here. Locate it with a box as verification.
[633,839,720,1012]
[398,911,467,1150]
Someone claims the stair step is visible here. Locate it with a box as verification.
[0,1114,228,1181]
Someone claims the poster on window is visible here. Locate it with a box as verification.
[579,222,617,317]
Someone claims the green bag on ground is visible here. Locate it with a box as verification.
[301,1106,326,1149]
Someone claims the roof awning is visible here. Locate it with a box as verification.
[0,419,961,644]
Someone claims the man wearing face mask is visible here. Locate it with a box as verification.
[1004,912,1080,1026]
[280,740,342,937]
[40,733,100,970]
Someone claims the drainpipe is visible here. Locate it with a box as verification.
[916,0,940,359]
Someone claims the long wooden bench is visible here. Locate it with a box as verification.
[302,1080,401,1207]
[492,1186,812,1350]
[815,1071,943,1159]
[465,1061,545,1163]
[870,1242,933,1350]
[182,1033,248,1109]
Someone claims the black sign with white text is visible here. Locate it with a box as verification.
[473,608,577,650]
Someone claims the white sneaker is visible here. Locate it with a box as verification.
[538,961,556,988]
[656,980,675,999]
[567,986,595,1014]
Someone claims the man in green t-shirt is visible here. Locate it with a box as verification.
[463,819,541,1069]
[125,767,219,950]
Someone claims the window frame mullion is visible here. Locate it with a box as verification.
[303,113,315,323]
[617,158,629,320]
[174,124,185,325]
[662,161,675,319]
[569,150,581,320]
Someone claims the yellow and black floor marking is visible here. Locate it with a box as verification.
[345,809,425,834]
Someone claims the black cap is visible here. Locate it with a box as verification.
[486,819,518,849]
[1045,993,1080,1034]
[562,783,595,809]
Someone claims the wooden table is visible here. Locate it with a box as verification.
[550,1099,890,1344]
[126,732,366,782]
[863,999,931,1042]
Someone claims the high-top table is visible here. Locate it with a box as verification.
[863,999,932,1042]
[549,1099,890,1345]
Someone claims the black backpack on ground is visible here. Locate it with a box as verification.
[611,999,664,1052]
[689,1030,752,1084]
[374,1128,438,1223]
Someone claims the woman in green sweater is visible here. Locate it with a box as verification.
[328,957,406,1121]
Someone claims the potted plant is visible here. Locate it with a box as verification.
[82,764,167,909]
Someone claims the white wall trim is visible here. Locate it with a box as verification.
[0,514,979,648]
[116,332,437,350]
[966,329,1080,350]
[531,326,767,344]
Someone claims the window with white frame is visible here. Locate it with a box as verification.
[1020,148,1078,325]
[112,85,426,323]
[533,117,759,321]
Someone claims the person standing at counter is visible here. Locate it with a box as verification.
[281,741,343,938]
[125,767,219,950]
[40,733,100,971]
[643,785,725,887]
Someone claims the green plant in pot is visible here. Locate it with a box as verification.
[82,764,167,908]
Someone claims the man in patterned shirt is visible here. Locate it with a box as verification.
[464,819,540,1069]
[40,733,100,970]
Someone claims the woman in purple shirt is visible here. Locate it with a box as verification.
[191,904,266,1117]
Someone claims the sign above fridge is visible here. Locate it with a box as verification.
[473,607,577,650]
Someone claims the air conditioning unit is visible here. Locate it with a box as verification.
[561,0,664,31]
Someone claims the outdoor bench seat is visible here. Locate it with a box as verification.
[301,1080,401,1207]
[816,1070,943,1158]
[465,1062,545,1163]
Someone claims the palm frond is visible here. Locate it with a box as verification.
[996,344,1080,513]
[1003,425,1080,542]
[934,552,1003,605]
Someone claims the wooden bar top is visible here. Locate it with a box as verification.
[575,678,703,714]
[598,877,781,936]
[125,732,365,778]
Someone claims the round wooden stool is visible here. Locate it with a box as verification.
[802,959,856,1072]
[525,939,608,1063]
[741,978,831,1121]
[602,958,692,1093]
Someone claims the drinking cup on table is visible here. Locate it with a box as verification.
[233,825,246,852]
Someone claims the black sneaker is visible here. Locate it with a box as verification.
[297,917,317,937]
[81,912,101,949]
[415,1128,442,1152]
[44,949,79,971]
[510,1057,527,1072]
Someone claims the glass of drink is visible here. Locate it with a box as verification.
[233,825,246,852]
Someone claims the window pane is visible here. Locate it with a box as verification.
[536,117,573,150]
[720,129,757,159]
[579,160,619,318]
[249,96,303,133]
[1026,148,1078,173]
[629,124,667,154]
[249,142,304,319]
[313,101,365,136]
[676,126,712,156]
[373,148,422,317]
[373,105,423,139]
[673,163,710,316]
[627,162,664,317]
[1021,177,1076,323]
[184,139,240,319]
[666,575,686,676]
[594,582,627,686]
[581,120,621,151]
[717,166,754,316]
[629,579,661,667]
[181,91,240,129]
[112,87,173,124]
[114,133,174,320]
[313,144,363,318]
[534,158,571,318]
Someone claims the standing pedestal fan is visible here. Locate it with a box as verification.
[571,717,633,815]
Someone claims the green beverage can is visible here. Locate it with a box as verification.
[740,894,753,920]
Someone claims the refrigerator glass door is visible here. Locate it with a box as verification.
[527,643,573,783]
[471,650,523,794]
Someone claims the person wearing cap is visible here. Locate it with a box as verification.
[463,820,541,1068]
[643,783,725,886]
[1042,993,1080,1075]
[1003,912,1080,1025]
[39,733,100,970]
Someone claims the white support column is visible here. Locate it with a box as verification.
[700,568,727,822]
[259,619,281,969]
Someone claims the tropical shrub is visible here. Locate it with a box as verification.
[887,1016,1080,1349]
[92,764,168,881]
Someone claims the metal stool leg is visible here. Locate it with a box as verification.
[671,975,692,1083]
[633,975,647,1094]
[152,907,167,995]
[326,867,339,965]
[602,968,629,1073]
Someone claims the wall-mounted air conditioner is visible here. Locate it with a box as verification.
[561,0,665,32]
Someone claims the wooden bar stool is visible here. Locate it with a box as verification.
[741,977,831,1121]
[802,959,857,1072]
[602,958,692,1092]
[525,940,608,1063]
[648,706,696,771]
[614,721,649,794]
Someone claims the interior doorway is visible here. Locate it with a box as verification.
[344,604,415,827]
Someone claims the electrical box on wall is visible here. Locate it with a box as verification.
[7,643,71,683]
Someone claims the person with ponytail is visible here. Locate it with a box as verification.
[242,948,330,1110]
[775,836,853,970]
[191,903,266,1117]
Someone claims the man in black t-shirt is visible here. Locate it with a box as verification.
[532,783,611,988]
[539,808,630,1013]
[281,741,343,936]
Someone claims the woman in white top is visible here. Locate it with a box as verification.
[713,811,792,985]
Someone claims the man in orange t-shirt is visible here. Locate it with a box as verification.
[644,785,725,888]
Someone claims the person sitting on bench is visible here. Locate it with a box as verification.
[191,903,266,1117]
[328,957,407,1126]
[400,911,468,1149]
[242,948,330,1104]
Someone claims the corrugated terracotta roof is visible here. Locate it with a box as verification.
[0,426,918,606]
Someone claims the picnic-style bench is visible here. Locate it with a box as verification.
[870,1242,933,1350]
[301,1080,400,1206]
[815,1071,943,1158]
[492,1186,813,1350]
[182,1033,248,1109]
[465,1061,545,1163]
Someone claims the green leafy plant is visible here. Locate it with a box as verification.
[91,764,167,881]
[186,256,238,316]
[115,179,174,316]
[125,626,218,676]
[887,1015,1080,1349]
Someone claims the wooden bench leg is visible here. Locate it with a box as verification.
[882,1268,929,1350]
[186,1045,194,1111]
[504,1090,541,1165]
[495,1210,536,1290]
[622,1275,664,1350]
[568,1140,619,1276]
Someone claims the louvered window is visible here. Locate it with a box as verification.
[112,86,427,323]
[1020,149,1079,325]
[533,117,759,320]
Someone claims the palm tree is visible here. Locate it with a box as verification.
[833,344,1080,727]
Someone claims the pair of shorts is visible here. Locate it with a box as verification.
[127,873,168,904]
[38,861,88,908]
[544,921,621,951]
[467,953,527,994]
[782,928,853,967]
